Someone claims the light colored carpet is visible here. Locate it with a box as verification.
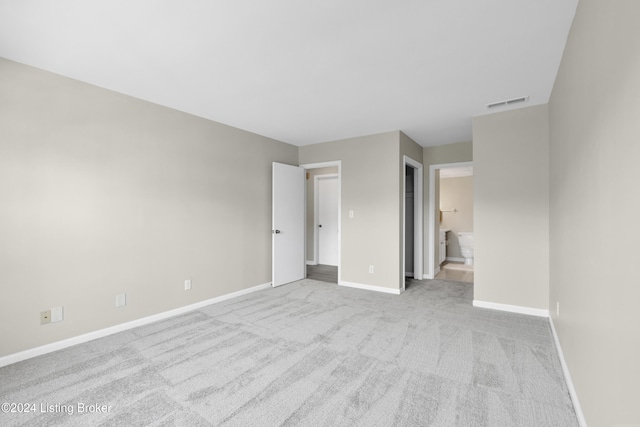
[0,279,578,426]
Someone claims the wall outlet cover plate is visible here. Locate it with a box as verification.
[40,310,51,325]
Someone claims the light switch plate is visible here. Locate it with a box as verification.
[51,306,63,322]
[116,293,126,307]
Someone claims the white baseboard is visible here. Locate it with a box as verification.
[339,280,401,295]
[445,257,465,262]
[472,300,549,317]
[306,260,317,265]
[0,282,272,368]
[549,317,587,427]
[423,268,438,280]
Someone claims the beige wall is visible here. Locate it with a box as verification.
[472,104,549,310]
[0,58,298,357]
[423,141,473,166]
[548,0,640,424]
[440,176,473,259]
[399,132,423,166]
[299,132,401,290]
[305,166,338,263]
[423,141,473,273]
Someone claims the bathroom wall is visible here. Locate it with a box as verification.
[440,176,473,260]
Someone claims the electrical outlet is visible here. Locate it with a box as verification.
[184,279,192,290]
[369,265,374,273]
[40,310,51,325]
[556,302,560,316]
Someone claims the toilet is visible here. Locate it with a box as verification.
[458,232,474,265]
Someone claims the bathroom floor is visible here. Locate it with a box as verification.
[435,261,474,283]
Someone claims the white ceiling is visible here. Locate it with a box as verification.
[0,0,578,147]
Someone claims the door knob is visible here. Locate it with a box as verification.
[318,224,322,228]
[273,230,281,234]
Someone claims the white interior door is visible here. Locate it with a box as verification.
[272,162,305,287]
[317,176,339,266]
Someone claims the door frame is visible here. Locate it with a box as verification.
[301,161,342,284]
[314,173,339,267]
[402,156,424,291]
[426,161,473,279]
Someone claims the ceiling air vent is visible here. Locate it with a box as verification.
[486,96,529,109]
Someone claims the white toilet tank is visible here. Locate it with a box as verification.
[458,232,474,248]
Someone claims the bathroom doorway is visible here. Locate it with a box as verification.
[428,162,474,283]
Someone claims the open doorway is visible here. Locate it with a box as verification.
[427,161,473,283]
[403,156,424,291]
[405,166,415,276]
[301,162,341,284]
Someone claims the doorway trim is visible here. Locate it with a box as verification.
[403,156,424,292]
[314,173,339,267]
[426,161,473,279]
[300,161,342,284]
